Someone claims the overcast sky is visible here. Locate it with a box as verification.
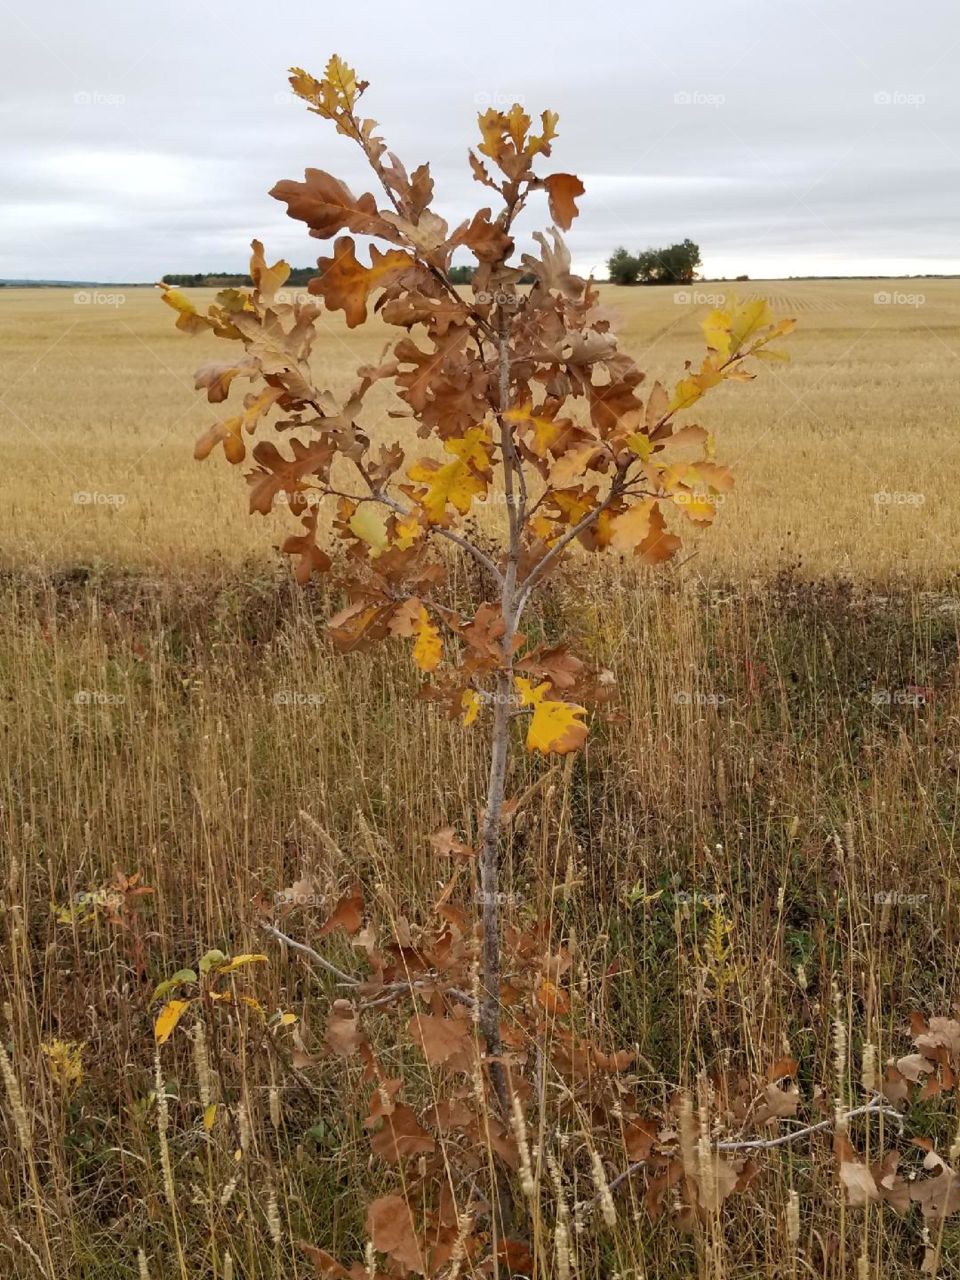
[3,0,958,281]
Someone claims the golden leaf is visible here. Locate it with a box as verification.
[309,236,414,328]
[535,978,570,1014]
[514,677,588,755]
[218,953,268,973]
[348,504,389,555]
[543,173,585,230]
[154,998,192,1045]
[407,426,493,523]
[412,609,442,673]
[160,287,212,335]
[461,689,482,726]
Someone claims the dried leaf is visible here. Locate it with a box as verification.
[319,886,364,936]
[543,173,585,230]
[367,1195,426,1275]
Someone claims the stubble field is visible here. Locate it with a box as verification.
[1,281,960,1279]
[2,279,959,579]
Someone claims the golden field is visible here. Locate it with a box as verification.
[1,281,960,1279]
[1,279,958,579]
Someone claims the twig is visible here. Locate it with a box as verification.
[261,921,476,1009]
[259,921,360,986]
[360,983,476,1011]
[715,1097,902,1153]
[593,1096,903,1205]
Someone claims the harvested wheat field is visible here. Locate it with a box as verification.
[2,280,959,580]
[1,279,960,1280]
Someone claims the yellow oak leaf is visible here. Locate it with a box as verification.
[528,511,558,543]
[544,487,597,527]
[412,605,442,673]
[290,55,366,119]
[514,677,588,755]
[702,306,731,354]
[324,54,364,111]
[218,953,268,973]
[349,504,389,556]
[668,377,703,413]
[154,998,192,1045]
[625,432,654,461]
[702,297,775,356]
[461,689,482,725]
[160,287,212,335]
[504,400,562,457]
[729,297,772,350]
[407,426,493,523]
[391,512,422,550]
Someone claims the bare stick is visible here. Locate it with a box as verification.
[260,921,360,987]
[586,1096,904,1208]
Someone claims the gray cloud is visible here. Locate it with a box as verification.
[3,0,958,280]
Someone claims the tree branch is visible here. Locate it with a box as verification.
[581,1095,904,1211]
[260,922,360,987]
[514,468,628,618]
[363,477,503,585]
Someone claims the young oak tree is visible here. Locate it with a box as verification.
[160,54,796,1263]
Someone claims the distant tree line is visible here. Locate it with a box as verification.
[164,245,707,293]
[607,239,701,285]
[161,266,320,288]
[160,264,530,289]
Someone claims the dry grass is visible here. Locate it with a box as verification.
[1,283,960,1278]
[2,279,959,579]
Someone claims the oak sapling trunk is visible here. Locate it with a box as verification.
[161,51,794,1273]
[478,665,512,1111]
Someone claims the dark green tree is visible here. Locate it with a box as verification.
[607,246,639,285]
[636,239,701,284]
